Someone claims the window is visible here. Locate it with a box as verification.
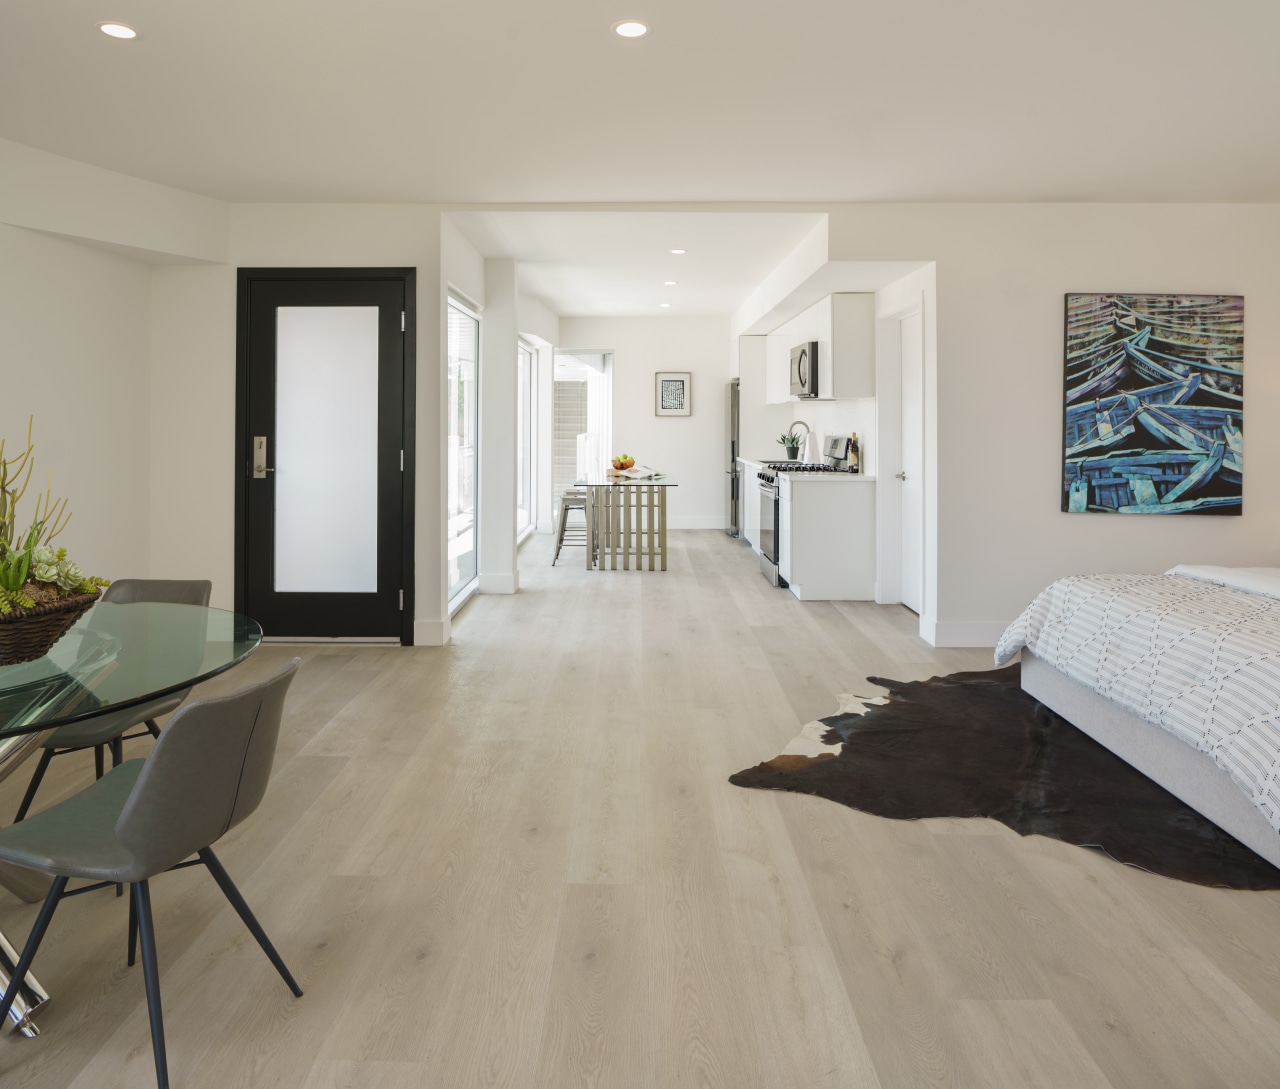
[447,300,480,602]
[517,342,535,535]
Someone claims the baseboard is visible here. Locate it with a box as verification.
[668,516,728,530]
[414,617,451,646]
[478,572,519,594]
[926,619,1006,648]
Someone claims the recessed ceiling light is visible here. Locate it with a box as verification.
[664,281,678,285]
[98,22,139,39]
[670,249,686,254]
[613,20,649,38]
[660,303,671,308]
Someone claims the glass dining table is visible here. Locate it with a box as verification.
[0,601,262,1036]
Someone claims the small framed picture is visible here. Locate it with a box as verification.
[655,371,691,416]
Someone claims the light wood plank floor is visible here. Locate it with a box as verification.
[3,530,1280,1088]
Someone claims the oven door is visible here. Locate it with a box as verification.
[758,479,778,565]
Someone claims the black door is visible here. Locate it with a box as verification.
[236,269,415,641]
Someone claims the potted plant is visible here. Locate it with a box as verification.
[0,420,109,664]
[777,430,802,461]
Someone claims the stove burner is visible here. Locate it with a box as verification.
[764,462,849,473]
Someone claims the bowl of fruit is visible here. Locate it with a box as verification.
[610,454,636,472]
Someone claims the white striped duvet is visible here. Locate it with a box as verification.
[995,572,1280,835]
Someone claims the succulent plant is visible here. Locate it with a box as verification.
[0,419,108,615]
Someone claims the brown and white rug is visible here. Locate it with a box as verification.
[730,664,1280,889]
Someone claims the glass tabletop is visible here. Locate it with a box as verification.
[575,470,678,487]
[0,602,262,739]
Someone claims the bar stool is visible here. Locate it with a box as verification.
[552,489,587,565]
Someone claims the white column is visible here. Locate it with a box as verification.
[477,258,519,594]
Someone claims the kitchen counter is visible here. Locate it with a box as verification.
[738,456,876,600]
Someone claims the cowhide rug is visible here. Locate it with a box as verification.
[730,663,1280,889]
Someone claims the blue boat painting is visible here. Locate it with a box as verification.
[1062,293,1243,515]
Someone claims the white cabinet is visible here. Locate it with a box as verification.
[764,293,875,403]
[738,458,762,551]
[776,476,876,600]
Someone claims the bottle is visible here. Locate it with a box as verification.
[848,432,860,474]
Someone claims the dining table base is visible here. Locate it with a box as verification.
[584,484,669,571]
[0,730,55,1036]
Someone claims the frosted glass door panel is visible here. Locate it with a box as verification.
[275,306,379,593]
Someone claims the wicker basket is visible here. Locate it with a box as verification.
[0,588,101,666]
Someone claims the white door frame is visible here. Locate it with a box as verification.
[874,292,925,610]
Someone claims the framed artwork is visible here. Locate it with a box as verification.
[1062,293,1243,515]
[655,371,691,416]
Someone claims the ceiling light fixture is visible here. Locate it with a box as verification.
[664,281,678,285]
[670,249,686,255]
[660,303,671,308]
[613,20,649,38]
[97,21,139,39]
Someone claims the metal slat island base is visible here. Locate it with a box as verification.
[580,478,675,571]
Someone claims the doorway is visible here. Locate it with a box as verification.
[899,310,924,614]
[235,268,415,642]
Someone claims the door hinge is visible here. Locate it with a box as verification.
[400,310,405,332]
[398,589,404,611]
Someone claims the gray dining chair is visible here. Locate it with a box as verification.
[14,578,213,823]
[0,658,303,1089]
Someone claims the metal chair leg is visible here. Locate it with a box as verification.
[94,745,105,780]
[198,848,303,997]
[14,749,55,823]
[145,720,162,739]
[128,889,138,966]
[0,876,67,1027]
[133,881,170,1089]
[111,737,124,767]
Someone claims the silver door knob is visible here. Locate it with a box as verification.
[895,472,908,481]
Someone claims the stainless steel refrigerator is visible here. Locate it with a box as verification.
[725,379,740,537]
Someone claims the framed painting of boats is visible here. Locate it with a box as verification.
[1062,293,1243,515]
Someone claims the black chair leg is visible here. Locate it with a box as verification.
[94,744,105,780]
[14,749,55,823]
[133,881,170,1089]
[128,890,138,967]
[198,848,303,997]
[0,875,67,1027]
[145,720,162,739]
[111,737,124,767]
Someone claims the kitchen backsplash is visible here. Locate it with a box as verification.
[792,398,876,474]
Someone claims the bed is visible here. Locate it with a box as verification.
[996,566,1280,872]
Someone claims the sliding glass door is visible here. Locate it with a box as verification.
[447,301,479,602]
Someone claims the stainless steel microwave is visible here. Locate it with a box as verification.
[790,341,818,398]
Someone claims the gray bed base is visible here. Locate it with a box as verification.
[1020,649,1280,873]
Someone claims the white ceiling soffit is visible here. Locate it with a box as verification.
[448,211,826,317]
[2,2,1277,204]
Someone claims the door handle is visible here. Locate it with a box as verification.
[896,472,908,481]
[252,436,275,478]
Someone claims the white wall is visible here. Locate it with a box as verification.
[0,224,152,582]
[822,204,1280,644]
[0,137,227,262]
[518,294,559,347]
[478,258,519,593]
[559,316,730,529]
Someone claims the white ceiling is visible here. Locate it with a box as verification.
[448,211,827,316]
[2,0,1277,205]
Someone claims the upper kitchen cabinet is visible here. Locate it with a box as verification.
[764,293,875,403]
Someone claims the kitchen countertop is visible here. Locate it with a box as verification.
[737,456,873,481]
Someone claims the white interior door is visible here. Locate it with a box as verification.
[900,312,924,614]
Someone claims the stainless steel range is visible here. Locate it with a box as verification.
[756,466,786,586]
